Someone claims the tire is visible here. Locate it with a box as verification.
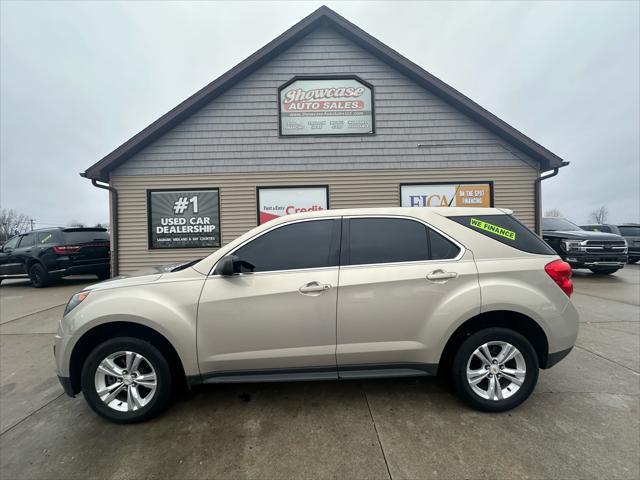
[589,268,619,275]
[452,328,539,412]
[628,257,639,264]
[96,270,110,281]
[29,263,51,288]
[80,337,173,424]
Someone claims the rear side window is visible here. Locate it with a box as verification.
[429,229,460,260]
[62,229,109,244]
[235,219,339,272]
[344,217,460,265]
[619,226,640,236]
[450,215,555,255]
[37,231,62,245]
[19,233,36,248]
[346,218,428,265]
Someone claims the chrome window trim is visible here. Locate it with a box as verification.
[209,214,466,277]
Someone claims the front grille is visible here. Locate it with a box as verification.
[583,240,627,253]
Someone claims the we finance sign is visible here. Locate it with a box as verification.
[279,77,374,136]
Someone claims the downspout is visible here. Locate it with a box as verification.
[81,173,119,276]
[534,161,569,234]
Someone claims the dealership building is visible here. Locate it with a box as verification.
[83,6,567,275]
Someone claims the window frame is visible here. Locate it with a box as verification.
[340,215,465,268]
[209,215,466,277]
[18,232,37,248]
[209,217,343,276]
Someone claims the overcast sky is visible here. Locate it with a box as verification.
[1,1,638,228]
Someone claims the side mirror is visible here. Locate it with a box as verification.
[214,255,255,276]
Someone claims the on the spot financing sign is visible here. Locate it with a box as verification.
[401,183,492,208]
[148,189,220,249]
[279,78,373,135]
[258,187,328,224]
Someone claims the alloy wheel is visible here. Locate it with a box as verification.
[465,341,526,401]
[94,351,157,412]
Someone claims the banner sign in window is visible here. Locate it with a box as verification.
[470,218,516,240]
[279,77,374,136]
[400,183,493,208]
[148,189,220,249]
[257,187,329,225]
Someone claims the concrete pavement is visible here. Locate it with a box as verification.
[0,267,638,479]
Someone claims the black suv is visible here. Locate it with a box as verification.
[580,223,640,264]
[542,217,628,275]
[0,227,110,287]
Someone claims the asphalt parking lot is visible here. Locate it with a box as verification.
[0,267,638,479]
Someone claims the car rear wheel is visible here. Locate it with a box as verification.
[81,337,172,423]
[96,270,110,281]
[29,263,51,288]
[589,268,619,275]
[452,328,539,412]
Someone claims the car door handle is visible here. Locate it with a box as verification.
[299,281,332,294]
[426,269,458,282]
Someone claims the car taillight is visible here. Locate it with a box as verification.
[53,245,81,254]
[545,259,573,297]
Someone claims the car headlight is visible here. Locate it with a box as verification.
[561,240,582,252]
[64,291,90,316]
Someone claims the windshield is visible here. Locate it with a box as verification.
[543,217,583,232]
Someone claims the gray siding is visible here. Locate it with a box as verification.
[113,26,537,176]
[112,166,537,274]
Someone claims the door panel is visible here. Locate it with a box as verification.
[336,256,480,370]
[197,268,339,376]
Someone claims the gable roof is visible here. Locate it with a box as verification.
[83,5,567,182]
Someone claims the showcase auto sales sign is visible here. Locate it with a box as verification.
[279,78,373,135]
[258,187,328,224]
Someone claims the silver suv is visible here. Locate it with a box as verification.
[54,207,578,423]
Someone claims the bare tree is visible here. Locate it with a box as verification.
[588,205,609,224]
[545,208,563,217]
[0,209,31,241]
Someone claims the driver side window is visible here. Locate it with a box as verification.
[234,219,340,273]
[3,236,20,250]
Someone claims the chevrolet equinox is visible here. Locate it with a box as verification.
[54,207,578,423]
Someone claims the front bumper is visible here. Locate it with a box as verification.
[563,252,627,269]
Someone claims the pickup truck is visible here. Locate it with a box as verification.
[542,217,627,274]
[580,223,640,264]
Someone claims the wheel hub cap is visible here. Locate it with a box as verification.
[94,351,157,412]
[466,341,526,401]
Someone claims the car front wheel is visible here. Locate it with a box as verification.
[452,328,539,412]
[81,337,172,423]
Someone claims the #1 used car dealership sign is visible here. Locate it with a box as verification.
[279,77,374,135]
[148,189,221,249]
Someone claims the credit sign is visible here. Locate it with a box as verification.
[257,187,329,224]
[148,189,220,249]
[279,77,374,136]
[401,183,492,208]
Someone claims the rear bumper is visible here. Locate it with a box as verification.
[51,262,109,276]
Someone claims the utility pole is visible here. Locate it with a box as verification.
[30,219,35,231]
